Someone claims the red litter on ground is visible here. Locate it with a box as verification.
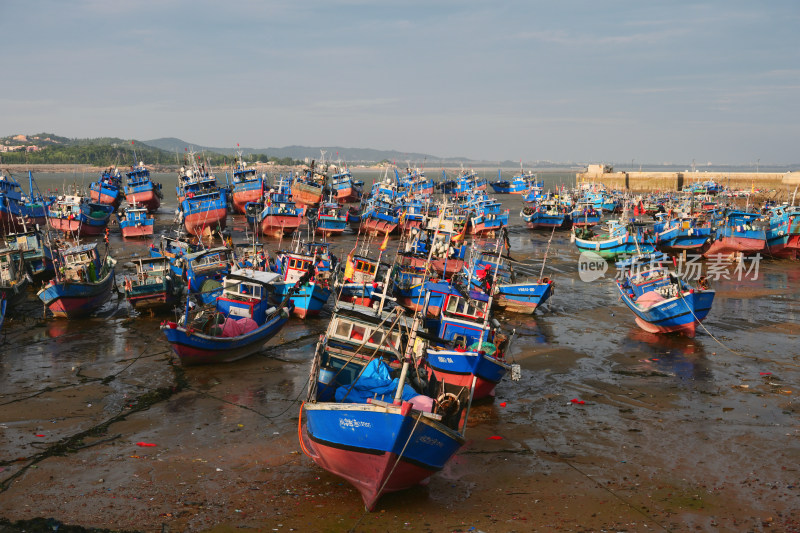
[487,436,503,440]
[499,402,507,407]
[35,434,45,437]
[136,442,157,447]
[760,372,772,375]
[571,399,586,405]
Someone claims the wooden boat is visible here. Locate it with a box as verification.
[124,256,183,312]
[37,242,116,318]
[257,187,303,237]
[704,211,767,258]
[124,161,163,213]
[161,269,292,365]
[335,249,391,307]
[616,252,714,337]
[330,169,362,203]
[299,302,470,510]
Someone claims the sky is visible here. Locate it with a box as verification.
[1,0,798,165]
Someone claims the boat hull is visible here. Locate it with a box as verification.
[161,312,290,365]
[184,208,227,236]
[301,401,464,510]
[37,269,115,319]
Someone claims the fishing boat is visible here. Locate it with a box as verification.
[490,170,538,194]
[175,152,229,236]
[616,252,714,337]
[161,269,293,365]
[422,276,514,400]
[465,195,509,235]
[330,168,362,203]
[149,234,202,277]
[291,160,327,208]
[37,242,116,318]
[0,247,31,308]
[653,216,712,253]
[569,203,602,228]
[183,246,234,305]
[465,248,553,314]
[46,195,115,236]
[5,226,54,282]
[361,197,400,235]
[123,256,183,312]
[257,185,303,237]
[521,198,572,230]
[573,220,656,260]
[118,204,155,238]
[0,172,47,235]
[230,155,265,214]
[271,242,335,318]
[124,161,163,213]
[313,200,349,236]
[397,221,468,277]
[704,211,767,258]
[336,248,391,306]
[299,302,470,510]
[89,167,124,209]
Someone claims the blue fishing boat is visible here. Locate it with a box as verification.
[176,152,229,236]
[161,269,293,365]
[183,246,234,305]
[46,195,115,236]
[573,220,656,259]
[704,210,767,258]
[37,242,117,319]
[653,216,712,253]
[0,172,47,235]
[331,168,362,203]
[300,302,469,510]
[569,203,603,228]
[230,154,265,214]
[5,226,54,282]
[149,234,202,277]
[520,198,572,230]
[123,256,183,312]
[89,167,124,208]
[616,252,714,338]
[271,243,334,318]
[257,184,303,237]
[124,161,163,213]
[465,195,509,235]
[313,200,349,236]
[465,248,553,314]
[490,169,538,194]
[422,278,513,400]
[336,249,390,306]
[118,205,155,239]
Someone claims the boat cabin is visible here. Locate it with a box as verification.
[59,243,102,283]
[216,269,280,323]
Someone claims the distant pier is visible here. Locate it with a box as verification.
[576,164,800,192]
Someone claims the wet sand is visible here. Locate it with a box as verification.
[1,174,799,532]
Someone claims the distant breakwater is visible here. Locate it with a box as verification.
[576,168,800,193]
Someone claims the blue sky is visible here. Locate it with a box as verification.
[1,1,798,164]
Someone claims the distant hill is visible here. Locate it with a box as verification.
[140,138,469,165]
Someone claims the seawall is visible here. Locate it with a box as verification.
[576,170,800,193]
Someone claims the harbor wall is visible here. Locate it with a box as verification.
[576,167,799,193]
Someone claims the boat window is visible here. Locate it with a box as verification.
[367,330,384,346]
[350,325,366,341]
[334,319,352,338]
